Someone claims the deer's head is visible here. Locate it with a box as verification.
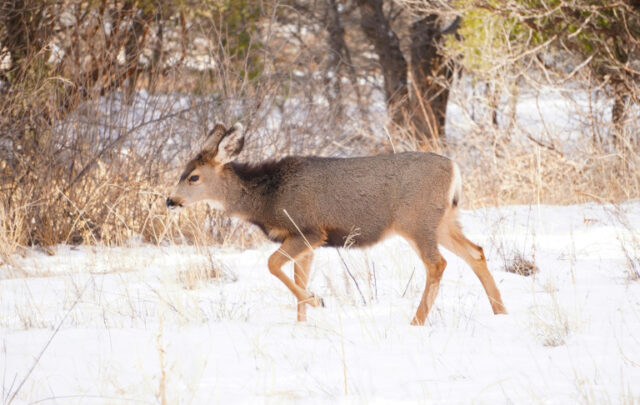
[166,122,244,210]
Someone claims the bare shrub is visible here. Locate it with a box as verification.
[528,279,573,347]
[0,203,25,268]
[0,1,382,251]
[606,205,640,282]
[1,0,639,255]
[530,302,570,347]
[503,252,539,277]
[177,250,237,290]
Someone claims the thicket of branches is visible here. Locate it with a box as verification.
[0,0,639,252]
[458,0,640,147]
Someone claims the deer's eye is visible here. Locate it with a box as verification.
[188,175,200,183]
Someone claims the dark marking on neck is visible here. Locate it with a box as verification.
[230,157,300,196]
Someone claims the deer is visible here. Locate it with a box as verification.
[166,123,507,325]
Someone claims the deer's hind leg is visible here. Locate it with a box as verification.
[402,228,448,326]
[268,235,324,321]
[437,210,507,315]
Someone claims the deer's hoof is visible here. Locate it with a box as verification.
[308,293,324,308]
[410,317,425,326]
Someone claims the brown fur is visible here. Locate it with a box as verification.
[167,123,507,324]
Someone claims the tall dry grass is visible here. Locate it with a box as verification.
[0,4,379,256]
[447,75,640,208]
[1,3,639,259]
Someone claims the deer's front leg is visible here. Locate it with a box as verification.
[267,236,323,321]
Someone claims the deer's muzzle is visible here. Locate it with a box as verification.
[165,197,183,209]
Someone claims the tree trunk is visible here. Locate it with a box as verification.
[124,5,150,104]
[149,20,165,93]
[356,0,408,127]
[325,0,347,118]
[611,80,629,148]
[409,14,455,141]
[2,0,54,81]
[3,0,28,68]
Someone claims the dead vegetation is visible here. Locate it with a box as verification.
[0,0,639,257]
[503,252,539,277]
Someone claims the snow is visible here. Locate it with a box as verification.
[2,203,640,404]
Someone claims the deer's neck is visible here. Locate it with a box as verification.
[220,163,273,222]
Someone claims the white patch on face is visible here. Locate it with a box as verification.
[206,200,226,211]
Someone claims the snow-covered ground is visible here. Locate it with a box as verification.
[2,203,640,404]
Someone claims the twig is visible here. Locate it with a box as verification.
[282,209,312,250]
[401,267,416,298]
[526,134,564,157]
[372,262,378,302]
[337,250,366,306]
[29,395,154,404]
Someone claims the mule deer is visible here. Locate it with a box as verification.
[167,123,507,324]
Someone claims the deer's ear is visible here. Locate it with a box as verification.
[215,123,245,164]
[203,123,227,152]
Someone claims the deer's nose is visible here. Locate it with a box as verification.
[166,198,182,209]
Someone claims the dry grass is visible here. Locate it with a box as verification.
[456,134,640,208]
[606,205,640,282]
[503,252,539,277]
[1,6,639,255]
[1,92,638,255]
[0,204,25,269]
[527,276,583,348]
[177,249,237,290]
